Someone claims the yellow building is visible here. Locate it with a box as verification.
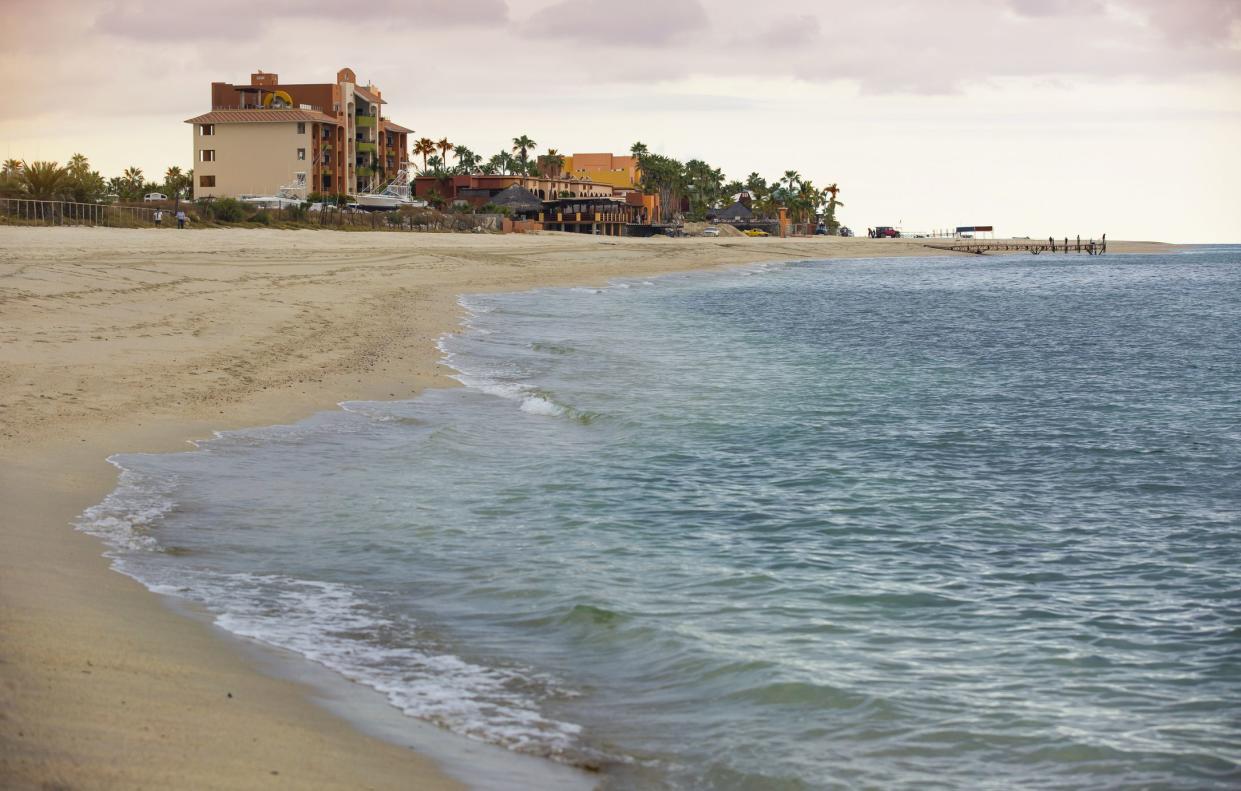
[561,153,641,190]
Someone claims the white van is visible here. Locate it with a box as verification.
[143,193,168,202]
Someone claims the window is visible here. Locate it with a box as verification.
[199,175,216,188]
[297,148,306,161]
[200,149,215,162]
[296,122,306,134]
[200,124,214,136]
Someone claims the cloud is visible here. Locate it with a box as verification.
[745,15,822,49]
[520,0,707,46]
[92,0,509,41]
[1131,0,1241,44]
[1008,0,1104,18]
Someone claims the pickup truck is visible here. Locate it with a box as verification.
[873,226,900,238]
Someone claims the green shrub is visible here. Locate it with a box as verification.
[252,209,271,225]
[210,197,248,222]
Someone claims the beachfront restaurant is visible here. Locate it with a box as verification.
[537,197,648,236]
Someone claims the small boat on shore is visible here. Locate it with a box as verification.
[240,173,309,209]
[354,170,427,210]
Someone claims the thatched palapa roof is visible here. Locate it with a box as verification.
[710,201,753,221]
[490,184,544,212]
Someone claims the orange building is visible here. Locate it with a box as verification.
[560,153,641,191]
[188,67,411,198]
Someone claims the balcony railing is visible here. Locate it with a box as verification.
[209,104,325,113]
[355,115,377,128]
[356,142,377,154]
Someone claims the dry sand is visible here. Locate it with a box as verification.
[0,227,1176,789]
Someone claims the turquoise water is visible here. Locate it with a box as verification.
[83,250,1241,789]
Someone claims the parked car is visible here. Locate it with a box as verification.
[873,226,900,238]
[143,192,168,202]
[839,226,854,237]
[744,229,770,237]
[814,223,828,235]
[702,226,720,237]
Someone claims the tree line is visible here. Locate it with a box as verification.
[409,135,843,228]
[1,155,193,204]
[2,141,845,230]
[630,142,843,228]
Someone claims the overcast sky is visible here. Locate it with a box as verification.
[2,0,1238,241]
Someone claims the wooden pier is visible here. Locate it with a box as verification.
[924,235,1107,256]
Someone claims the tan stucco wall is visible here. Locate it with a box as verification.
[193,122,313,198]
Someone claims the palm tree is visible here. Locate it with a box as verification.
[120,166,144,200]
[782,170,802,192]
[822,184,844,233]
[425,155,448,178]
[436,138,454,168]
[483,152,509,175]
[540,148,565,179]
[61,154,105,203]
[453,145,481,175]
[2,158,23,177]
[630,141,649,159]
[19,160,68,200]
[511,135,536,169]
[414,138,436,172]
[164,166,184,195]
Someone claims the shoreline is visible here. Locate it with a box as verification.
[0,228,1178,788]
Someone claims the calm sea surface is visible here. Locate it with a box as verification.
[83,250,1241,789]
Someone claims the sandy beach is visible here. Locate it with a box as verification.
[0,227,1176,789]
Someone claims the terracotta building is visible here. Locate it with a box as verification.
[560,153,641,190]
[413,173,616,204]
[186,68,411,199]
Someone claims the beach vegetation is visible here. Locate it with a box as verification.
[18,161,69,200]
[413,137,437,172]
[63,154,107,203]
[206,197,247,222]
[436,138,454,169]
[453,145,482,175]
[538,149,565,180]
[511,135,536,171]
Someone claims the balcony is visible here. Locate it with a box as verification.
[356,142,377,154]
[355,115,377,128]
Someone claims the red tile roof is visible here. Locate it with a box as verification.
[184,109,340,125]
[352,85,385,105]
[382,120,414,134]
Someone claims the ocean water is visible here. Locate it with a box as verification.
[81,250,1241,789]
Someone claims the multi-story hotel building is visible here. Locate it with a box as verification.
[186,68,411,199]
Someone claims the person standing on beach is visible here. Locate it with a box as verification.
[154,209,163,228]
[176,210,187,229]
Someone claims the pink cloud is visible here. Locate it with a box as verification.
[92,0,509,41]
[520,0,707,46]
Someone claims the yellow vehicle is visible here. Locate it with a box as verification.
[744,229,770,237]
